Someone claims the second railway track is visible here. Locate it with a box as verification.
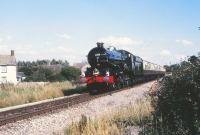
[0,79,155,127]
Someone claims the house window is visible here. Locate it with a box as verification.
[1,76,7,83]
[1,66,7,73]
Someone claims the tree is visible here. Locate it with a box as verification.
[50,59,59,65]
[31,67,54,81]
[18,66,33,76]
[61,66,81,82]
[17,59,71,82]
[163,64,180,72]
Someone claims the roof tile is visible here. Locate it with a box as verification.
[0,55,16,65]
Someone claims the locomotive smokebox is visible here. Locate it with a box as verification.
[97,42,104,48]
[88,42,107,67]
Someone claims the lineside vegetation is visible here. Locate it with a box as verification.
[148,55,200,135]
[64,97,152,135]
[0,81,76,108]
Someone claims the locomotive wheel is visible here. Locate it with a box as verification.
[124,80,129,87]
[108,83,116,91]
[116,75,124,89]
[88,83,101,94]
[116,83,121,90]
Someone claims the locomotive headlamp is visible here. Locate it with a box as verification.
[93,68,100,76]
[106,71,110,76]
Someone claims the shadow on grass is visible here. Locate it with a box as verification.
[62,86,88,96]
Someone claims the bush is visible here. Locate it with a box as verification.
[154,55,200,135]
[61,66,81,82]
[18,66,33,76]
[48,74,66,82]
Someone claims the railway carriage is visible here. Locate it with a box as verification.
[80,42,165,93]
[143,60,165,76]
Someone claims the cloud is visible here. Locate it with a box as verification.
[98,36,143,46]
[47,46,86,64]
[56,33,71,39]
[0,45,9,54]
[175,39,193,46]
[0,38,3,43]
[0,35,12,43]
[16,45,37,55]
[6,35,12,40]
[49,46,75,54]
[160,49,171,56]
[175,54,186,61]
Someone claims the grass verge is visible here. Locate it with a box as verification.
[0,81,77,108]
[64,97,152,135]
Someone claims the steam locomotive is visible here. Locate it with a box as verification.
[80,42,165,93]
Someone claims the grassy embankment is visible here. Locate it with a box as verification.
[65,97,153,135]
[0,81,81,108]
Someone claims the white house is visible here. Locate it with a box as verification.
[0,50,17,84]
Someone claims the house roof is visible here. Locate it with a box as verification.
[0,55,16,66]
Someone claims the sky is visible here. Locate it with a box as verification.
[0,0,199,65]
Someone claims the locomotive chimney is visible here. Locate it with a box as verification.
[11,50,14,56]
[97,42,104,48]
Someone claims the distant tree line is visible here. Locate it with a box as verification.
[17,59,81,82]
[17,59,70,67]
[164,52,200,72]
[163,64,180,72]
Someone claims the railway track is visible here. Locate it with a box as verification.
[0,79,156,127]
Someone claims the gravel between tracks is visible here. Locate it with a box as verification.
[0,81,154,135]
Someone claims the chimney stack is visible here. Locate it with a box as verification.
[97,42,104,48]
[11,50,14,56]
